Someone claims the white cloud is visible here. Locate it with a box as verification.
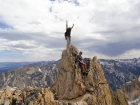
[0,0,140,61]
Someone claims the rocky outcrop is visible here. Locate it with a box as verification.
[120,76,140,104]
[0,44,128,105]
[0,86,58,105]
[0,86,12,104]
[50,44,128,105]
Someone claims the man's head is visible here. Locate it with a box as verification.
[79,51,83,55]
[68,27,71,30]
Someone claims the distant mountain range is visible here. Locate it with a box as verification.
[99,57,140,91]
[0,62,34,73]
[0,61,59,89]
[0,57,140,91]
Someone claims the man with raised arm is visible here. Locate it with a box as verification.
[64,20,74,49]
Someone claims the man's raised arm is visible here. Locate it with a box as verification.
[66,20,68,29]
[71,24,74,29]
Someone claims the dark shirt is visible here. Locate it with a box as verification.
[66,28,71,37]
[76,55,83,61]
[76,54,83,67]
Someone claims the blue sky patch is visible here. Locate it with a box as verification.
[50,0,79,6]
[0,22,11,29]
[73,0,79,6]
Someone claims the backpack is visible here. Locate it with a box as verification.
[64,32,66,40]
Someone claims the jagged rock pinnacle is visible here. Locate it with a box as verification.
[50,44,128,105]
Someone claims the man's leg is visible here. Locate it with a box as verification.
[83,63,86,72]
[69,36,71,45]
[66,36,70,49]
[81,65,85,73]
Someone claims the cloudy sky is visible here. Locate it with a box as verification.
[0,0,140,62]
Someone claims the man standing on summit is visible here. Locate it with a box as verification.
[64,20,74,49]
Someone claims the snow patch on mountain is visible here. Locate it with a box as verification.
[128,97,140,105]
[99,61,106,66]
[38,68,42,72]
[139,76,140,82]
[126,81,132,84]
